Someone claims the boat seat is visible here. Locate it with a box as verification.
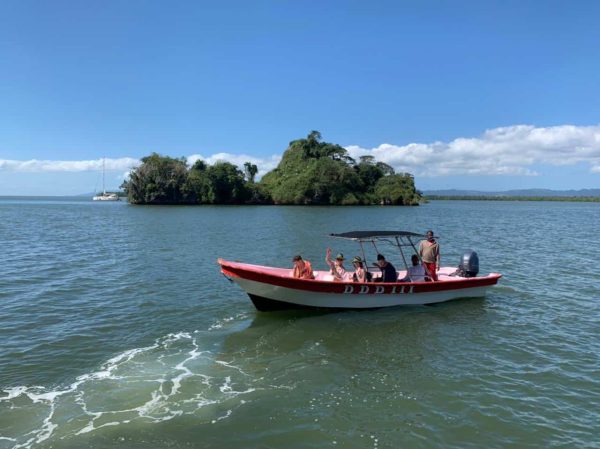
[313,272,335,282]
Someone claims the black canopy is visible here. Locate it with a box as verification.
[329,231,424,240]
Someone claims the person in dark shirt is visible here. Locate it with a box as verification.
[374,254,397,283]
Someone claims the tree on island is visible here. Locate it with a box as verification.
[121,132,422,205]
[123,155,250,204]
[185,160,249,204]
[261,131,421,205]
[123,153,188,204]
[243,162,258,183]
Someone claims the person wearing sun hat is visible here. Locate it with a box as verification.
[351,256,368,283]
[325,248,347,281]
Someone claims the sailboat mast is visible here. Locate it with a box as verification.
[102,158,106,194]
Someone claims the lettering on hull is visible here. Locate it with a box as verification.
[343,285,415,294]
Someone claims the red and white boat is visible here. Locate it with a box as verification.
[218,231,502,311]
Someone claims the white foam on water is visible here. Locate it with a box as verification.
[89,421,120,431]
[211,409,232,424]
[75,420,97,436]
[1,317,261,449]
[208,313,250,331]
[218,376,256,397]
[219,376,232,394]
[33,410,58,444]
[170,335,206,396]
[215,360,250,376]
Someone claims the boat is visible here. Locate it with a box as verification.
[93,158,120,201]
[218,231,502,311]
[93,192,120,201]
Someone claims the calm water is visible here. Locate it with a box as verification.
[0,198,599,448]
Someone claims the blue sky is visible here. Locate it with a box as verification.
[1,0,599,194]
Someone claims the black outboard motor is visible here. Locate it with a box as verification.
[459,250,479,277]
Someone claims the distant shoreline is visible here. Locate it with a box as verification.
[2,195,599,204]
[426,195,600,202]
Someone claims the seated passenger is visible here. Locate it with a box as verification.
[351,256,370,283]
[373,254,397,283]
[292,255,314,279]
[399,255,427,282]
[325,248,347,281]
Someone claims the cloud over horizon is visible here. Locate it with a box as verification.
[0,158,141,173]
[2,124,600,180]
[186,153,282,178]
[346,124,600,177]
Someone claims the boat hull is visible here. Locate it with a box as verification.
[219,259,501,311]
[93,195,120,201]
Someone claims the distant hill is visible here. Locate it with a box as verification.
[424,188,600,197]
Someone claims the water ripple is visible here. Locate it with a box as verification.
[1,199,599,448]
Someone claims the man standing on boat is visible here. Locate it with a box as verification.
[419,230,440,281]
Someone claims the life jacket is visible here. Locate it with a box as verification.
[294,260,314,279]
[302,260,314,279]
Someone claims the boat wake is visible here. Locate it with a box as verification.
[0,314,270,449]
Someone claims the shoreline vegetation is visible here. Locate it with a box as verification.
[426,195,600,202]
[121,131,422,206]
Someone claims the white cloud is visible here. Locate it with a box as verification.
[2,124,599,180]
[0,154,282,179]
[186,153,281,178]
[345,124,600,177]
[0,158,139,172]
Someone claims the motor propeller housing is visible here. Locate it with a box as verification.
[459,250,479,277]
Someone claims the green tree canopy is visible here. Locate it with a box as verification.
[123,153,188,204]
[205,162,249,204]
[260,131,421,205]
[121,132,422,206]
[374,174,421,205]
[244,162,258,183]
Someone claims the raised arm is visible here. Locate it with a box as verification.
[325,247,334,270]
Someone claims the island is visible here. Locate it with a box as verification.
[121,131,423,206]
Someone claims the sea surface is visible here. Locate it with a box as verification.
[0,197,599,449]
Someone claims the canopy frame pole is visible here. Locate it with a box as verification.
[370,240,381,274]
[395,236,409,271]
[371,240,380,256]
[407,236,423,264]
[359,240,368,275]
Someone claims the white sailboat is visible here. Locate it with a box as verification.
[93,158,120,201]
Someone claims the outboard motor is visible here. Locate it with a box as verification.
[459,250,479,277]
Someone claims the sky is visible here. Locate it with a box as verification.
[1,0,599,195]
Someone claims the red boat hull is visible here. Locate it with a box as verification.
[218,259,502,311]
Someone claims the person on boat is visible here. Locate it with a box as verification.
[325,248,347,281]
[419,230,440,281]
[351,256,370,283]
[399,255,427,282]
[374,254,397,282]
[292,255,315,279]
